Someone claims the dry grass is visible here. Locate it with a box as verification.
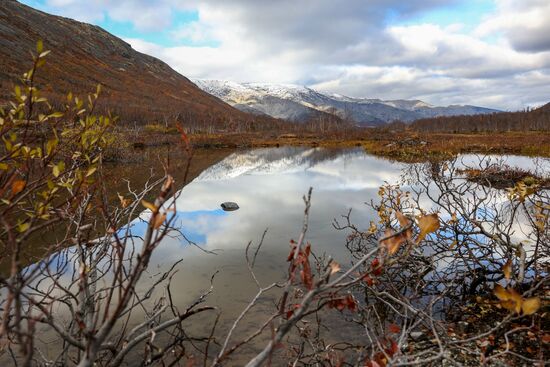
[457,166,549,189]
[108,129,550,164]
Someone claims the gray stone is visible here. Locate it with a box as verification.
[221,202,239,211]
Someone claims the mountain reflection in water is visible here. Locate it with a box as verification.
[11,147,547,364]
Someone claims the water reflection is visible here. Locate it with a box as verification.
[7,147,548,364]
[154,147,403,257]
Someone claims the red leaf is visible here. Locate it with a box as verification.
[371,258,383,276]
[383,337,399,356]
[388,323,401,334]
[362,274,374,286]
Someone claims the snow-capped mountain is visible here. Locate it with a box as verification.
[193,79,500,126]
[193,146,379,182]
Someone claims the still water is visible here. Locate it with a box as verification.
[126,147,405,339]
[128,148,547,345]
[11,147,549,364]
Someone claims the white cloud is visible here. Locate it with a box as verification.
[476,0,550,53]
[31,0,550,109]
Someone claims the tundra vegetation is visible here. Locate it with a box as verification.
[0,45,548,366]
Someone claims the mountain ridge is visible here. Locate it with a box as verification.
[193,79,500,126]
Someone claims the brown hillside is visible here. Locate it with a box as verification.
[0,0,270,127]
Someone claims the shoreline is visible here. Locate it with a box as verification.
[111,130,550,163]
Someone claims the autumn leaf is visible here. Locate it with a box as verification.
[416,213,440,243]
[286,304,301,319]
[17,222,30,233]
[507,288,523,314]
[522,297,540,315]
[502,259,512,281]
[85,166,97,177]
[380,229,407,255]
[117,193,131,208]
[388,323,401,334]
[368,221,377,234]
[329,261,341,275]
[362,274,374,286]
[371,258,383,276]
[141,199,157,212]
[493,285,538,315]
[11,180,25,196]
[384,337,399,355]
[153,212,167,229]
[327,294,357,312]
[395,210,409,227]
[493,284,509,301]
[395,210,413,240]
[495,286,521,314]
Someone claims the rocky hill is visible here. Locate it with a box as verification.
[0,0,260,127]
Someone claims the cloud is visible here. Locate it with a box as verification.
[476,0,550,53]
[41,0,197,31]
[25,0,550,109]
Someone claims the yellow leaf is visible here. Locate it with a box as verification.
[380,228,407,255]
[417,213,439,243]
[36,39,43,54]
[522,297,540,315]
[493,284,509,301]
[502,259,512,281]
[85,166,97,177]
[396,211,413,240]
[507,288,523,314]
[17,222,30,233]
[500,300,518,313]
[396,211,409,227]
[11,180,25,196]
[368,221,377,234]
[153,212,167,229]
[141,200,157,212]
[329,261,341,275]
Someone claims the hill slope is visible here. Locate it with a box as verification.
[0,0,256,126]
[193,79,500,126]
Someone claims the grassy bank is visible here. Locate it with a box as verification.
[111,128,550,163]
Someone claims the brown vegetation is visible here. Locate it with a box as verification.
[401,102,550,132]
[0,0,285,131]
[458,166,550,190]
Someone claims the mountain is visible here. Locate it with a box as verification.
[192,80,343,123]
[0,0,259,126]
[193,79,500,126]
[194,146,363,181]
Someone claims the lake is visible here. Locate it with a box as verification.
[5,146,548,365]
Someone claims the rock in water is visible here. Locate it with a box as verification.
[221,202,239,211]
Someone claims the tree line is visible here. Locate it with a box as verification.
[394,103,550,133]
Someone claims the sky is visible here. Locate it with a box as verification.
[20,0,550,110]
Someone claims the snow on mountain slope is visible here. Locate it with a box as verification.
[194,146,364,181]
[193,79,500,125]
